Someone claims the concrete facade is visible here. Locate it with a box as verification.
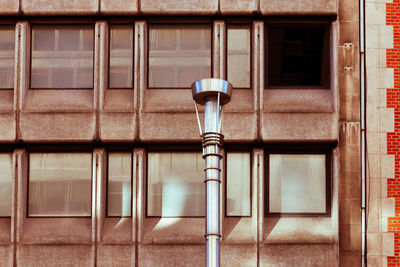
[0,0,365,266]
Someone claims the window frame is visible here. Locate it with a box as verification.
[108,23,135,90]
[29,23,96,90]
[27,150,94,218]
[0,149,13,218]
[146,22,214,90]
[225,22,253,90]
[0,23,16,90]
[264,144,332,217]
[265,19,331,90]
[106,150,134,218]
[224,149,253,218]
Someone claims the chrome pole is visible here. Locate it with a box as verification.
[191,79,232,267]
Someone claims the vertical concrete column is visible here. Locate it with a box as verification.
[134,148,145,244]
[253,21,263,140]
[13,148,27,266]
[253,148,263,263]
[96,21,108,112]
[213,21,225,80]
[14,22,30,141]
[135,21,146,141]
[93,149,106,247]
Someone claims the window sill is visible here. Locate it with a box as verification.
[263,89,334,113]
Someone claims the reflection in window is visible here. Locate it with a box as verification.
[28,153,92,217]
[0,26,15,89]
[148,24,211,88]
[31,25,94,88]
[109,25,133,88]
[227,25,251,88]
[107,152,132,217]
[226,152,251,216]
[0,153,12,217]
[147,152,204,217]
[267,25,329,87]
[268,154,326,213]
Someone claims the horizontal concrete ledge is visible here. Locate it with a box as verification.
[260,0,337,16]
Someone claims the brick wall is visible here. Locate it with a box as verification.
[387,0,400,265]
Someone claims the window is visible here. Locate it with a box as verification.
[28,152,92,217]
[148,24,212,88]
[31,25,94,89]
[109,25,134,88]
[0,26,15,89]
[266,23,330,88]
[227,25,251,88]
[226,152,251,216]
[107,152,132,217]
[147,152,204,217]
[265,149,331,215]
[0,153,12,217]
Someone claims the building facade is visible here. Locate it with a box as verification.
[0,0,368,266]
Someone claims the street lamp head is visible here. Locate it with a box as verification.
[191,78,233,106]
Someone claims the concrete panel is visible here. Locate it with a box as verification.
[260,244,337,266]
[102,218,133,244]
[21,218,91,244]
[140,112,201,141]
[0,219,11,245]
[100,112,136,142]
[222,113,257,141]
[17,245,94,266]
[141,0,218,15]
[0,113,15,141]
[142,218,204,244]
[223,218,256,244]
[0,245,12,267]
[20,112,95,142]
[263,218,336,244]
[261,113,338,141]
[339,122,360,148]
[97,245,135,266]
[0,0,18,15]
[21,0,98,15]
[339,224,361,252]
[340,251,360,267]
[220,0,257,14]
[139,245,204,266]
[264,89,334,113]
[260,0,337,15]
[0,91,13,112]
[221,244,256,266]
[101,0,138,14]
[24,90,94,112]
[103,90,135,112]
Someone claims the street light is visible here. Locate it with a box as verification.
[191,78,233,267]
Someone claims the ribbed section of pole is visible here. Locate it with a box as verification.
[203,97,222,267]
[202,133,222,267]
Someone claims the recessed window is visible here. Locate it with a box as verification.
[0,26,15,89]
[148,24,212,88]
[266,151,330,215]
[227,25,251,88]
[147,152,204,217]
[109,25,134,89]
[28,152,92,217]
[31,25,94,89]
[0,153,12,217]
[107,152,132,217]
[226,152,251,216]
[267,24,330,88]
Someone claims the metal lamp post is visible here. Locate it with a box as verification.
[191,78,233,267]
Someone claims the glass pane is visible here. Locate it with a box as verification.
[226,152,251,216]
[227,25,251,88]
[147,152,204,217]
[31,25,94,88]
[0,153,12,217]
[269,154,326,213]
[28,153,92,217]
[268,26,328,87]
[148,24,211,88]
[108,152,132,217]
[0,26,15,89]
[109,25,133,88]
